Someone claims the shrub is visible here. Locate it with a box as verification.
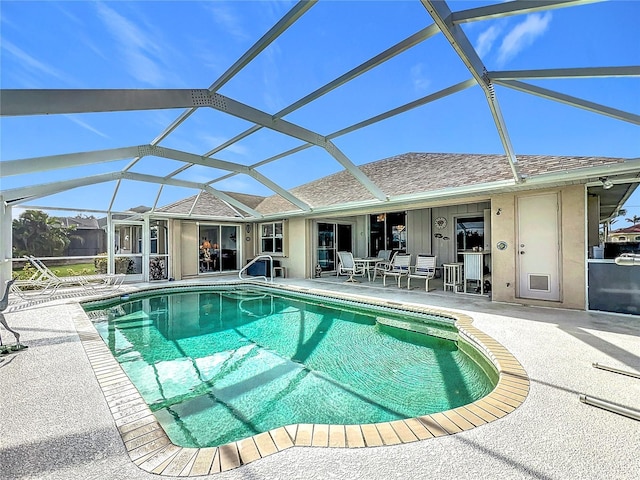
[94,254,133,275]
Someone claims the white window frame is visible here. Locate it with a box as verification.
[260,221,285,255]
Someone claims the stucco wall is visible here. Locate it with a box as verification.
[285,217,307,278]
[180,221,198,278]
[491,185,586,309]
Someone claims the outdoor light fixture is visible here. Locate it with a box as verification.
[599,177,614,190]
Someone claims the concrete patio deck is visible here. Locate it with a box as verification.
[1,277,638,480]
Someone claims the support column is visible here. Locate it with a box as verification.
[142,213,150,282]
[0,197,13,291]
[107,213,114,275]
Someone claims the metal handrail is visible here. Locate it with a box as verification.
[238,254,274,282]
[614,254,640,266]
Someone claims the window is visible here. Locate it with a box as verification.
[261,221,283,254]
[369,211,406,256]
[456,216,484,253]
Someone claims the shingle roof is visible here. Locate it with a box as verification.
[156,153,627,218]
[156,191,266,217]
[58,217,101,229]
[255,153,625,215]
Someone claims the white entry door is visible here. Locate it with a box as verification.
[517,193,560,301]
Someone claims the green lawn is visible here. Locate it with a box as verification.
[13,262,98,280]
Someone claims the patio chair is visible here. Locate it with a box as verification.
[372,250,397,281]
[382,253,412,287]
[336,251,365,282]
[407,254,437,291]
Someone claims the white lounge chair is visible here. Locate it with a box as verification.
[382,254,412,287]
[407,254,437,291]
[336,251,365,282]
[12,256,125,297]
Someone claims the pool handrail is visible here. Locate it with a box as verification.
[239,254,274,282]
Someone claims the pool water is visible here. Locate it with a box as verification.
[87,287,496,448]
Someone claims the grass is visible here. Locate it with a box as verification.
[13,262,99,280]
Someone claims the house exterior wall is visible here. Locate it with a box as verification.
[244,224,256,262]
[286,217,307,278]
[180,221,198,278]
[164,186,586,310]
[169,219,182,280]
[430,202,490,266]
[407,209,432,255]
[491,185,586,309]
[609,232,640,242]
[65,229,106,257]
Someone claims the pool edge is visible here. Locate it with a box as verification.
[73,283,530,476]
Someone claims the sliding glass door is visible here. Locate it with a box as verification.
[317,222,352,272]
[198,224,239,274]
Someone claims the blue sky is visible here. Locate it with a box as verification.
[1,0,639,221]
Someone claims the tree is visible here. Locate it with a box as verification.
[12,210,78,257]
[625,215,640,225]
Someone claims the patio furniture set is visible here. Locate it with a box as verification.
[336,251,437,291]
[337,250,490,295]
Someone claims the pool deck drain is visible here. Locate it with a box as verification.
[72,283,529,476]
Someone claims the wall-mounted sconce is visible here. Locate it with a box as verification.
[599,177,614,190]
[496,208,502,216]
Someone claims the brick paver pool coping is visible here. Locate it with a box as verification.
[73,283,529,476]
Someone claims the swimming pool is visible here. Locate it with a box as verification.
[85,285,498,449]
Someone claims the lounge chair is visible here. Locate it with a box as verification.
[10,275,61,299]
[336,251,365,282]
[382,254,412,287]
[11,256,125,298]
[407,254,437,291]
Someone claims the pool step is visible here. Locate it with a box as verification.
[376,317,457,341]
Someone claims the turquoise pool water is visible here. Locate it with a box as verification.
[85,286,496,448]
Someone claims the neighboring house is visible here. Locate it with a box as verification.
[609,224,640,243]
[59,216,106,257]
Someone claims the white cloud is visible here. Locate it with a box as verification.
[475,25,501,59]
[261,45,284,112]
[204,3,249,42]
[200,135,249,157]
[410,63,430,92]
[94,2,166,86]
[64,115,110,139]
[1,39,71,84]
[497,12,552,65]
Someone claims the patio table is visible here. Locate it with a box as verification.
[354,257,383,281]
